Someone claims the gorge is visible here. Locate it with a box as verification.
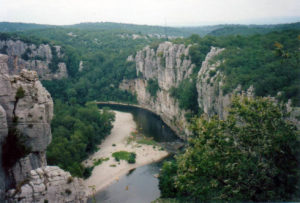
[0,22,299,202]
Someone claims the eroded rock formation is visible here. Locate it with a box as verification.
[121,42,195,138]
[0,40,68,80]
[6,166,86,203]
[0,55,85,202]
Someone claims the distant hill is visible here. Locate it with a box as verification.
[0,22,55,32]
[208,22,300,36]
[0,21,299,38]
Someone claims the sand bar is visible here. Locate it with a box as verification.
[83,110,169,196]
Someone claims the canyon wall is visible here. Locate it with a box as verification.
[0,40,68,80]
[122,42,299,139]
[121,42,195,139]
[0,54,85,202]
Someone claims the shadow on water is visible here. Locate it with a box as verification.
[88,162,163,203]
[98,104,184,152]
[89,104,183,203]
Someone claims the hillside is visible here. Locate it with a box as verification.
[0,21,299,202]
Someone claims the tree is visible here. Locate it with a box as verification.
[160,96,299,201]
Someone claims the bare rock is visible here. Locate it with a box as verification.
[7,166,86,203]
[121,42,194,138]
[0,40,68,80]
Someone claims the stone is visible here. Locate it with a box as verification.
[121,41,195,138]
[7,166,86,203]
[0,66,86,201]
[0,40,68,80]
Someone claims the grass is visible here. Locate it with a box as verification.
[127,131,138,144]
[112,151,136,164]
[127,131,158,146]
[137,137,157,146]
[152,198,191,203]
[93,157,109,166]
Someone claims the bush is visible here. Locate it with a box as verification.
[159,96,300,201]
[15,87,25,100]
[112,151,136,164]
[146,79,160,98]
[169,79,198,113]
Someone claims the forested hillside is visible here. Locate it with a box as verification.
[0,21,299,198]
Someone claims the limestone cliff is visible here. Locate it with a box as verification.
[0,56,85,202]
[121,42,195,138]
[196,47,235,119]
[0,39,68,80]
[6,166,86,203]
[122,43,299,140]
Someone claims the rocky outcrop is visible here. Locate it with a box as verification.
[121,42,194,138]
[0,57,85,201]
[122,44,256,139]
[124,41,300,139]
[196,47,230,119]
[0,40,68,80]
[6,166,86,203]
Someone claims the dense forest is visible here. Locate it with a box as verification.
[159,96,300,201]
[46,101,115,177]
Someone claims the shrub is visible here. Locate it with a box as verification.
[112,151,136,164]
[160,96,300,201]
[65,189,72,195]
[15,87,25,100]
[146,79,160,98]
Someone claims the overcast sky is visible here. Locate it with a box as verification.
[0,0,299,26]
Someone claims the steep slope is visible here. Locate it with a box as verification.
[0,55,85,202]
[122,40,299,139]
[121,42,195,138]
[0,39,68,80]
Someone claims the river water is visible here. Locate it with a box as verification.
[88,104,181,203]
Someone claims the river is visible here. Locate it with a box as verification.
[87,104,182,203]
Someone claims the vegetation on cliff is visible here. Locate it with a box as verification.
[159,96,300,201]
[170,29,300,115]
[46,101,115,177]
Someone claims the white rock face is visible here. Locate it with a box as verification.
[196,47,257,119]
[7,166,86,203]
[0,40,68,80]
[135,41,194,89]
[0,66,53,189]
[121,42,194,138]
[196,47,229,118]
[0,63,86,201]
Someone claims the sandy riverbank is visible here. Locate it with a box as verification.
[83,111,169,196]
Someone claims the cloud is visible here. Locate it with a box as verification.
[0,0,299,25]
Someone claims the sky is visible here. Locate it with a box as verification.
[0,0,299,26]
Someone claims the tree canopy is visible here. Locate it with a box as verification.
[159,96,300,201]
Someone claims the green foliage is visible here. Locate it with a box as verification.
[216,30,300,105]
[83,166,94,179]
[15,87,25,100]
[137,137,157,145]
[146,79,160,98]
[2,128,31,169]
[21,48,32,60]
[160,57,166,67]
[209,70,216,77]
[93,157,109,166]
[0,45,7,54]
[159,96,299,201]
[181,30,300,106]
[46,101,115,177]
[159,161,178,198]
[65,189,72,195]
[169,79,198,113]
[112,151,136,164]
[48,46,59,72]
